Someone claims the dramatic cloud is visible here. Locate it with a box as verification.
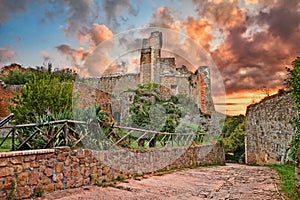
[89,23,114,47]
[56,44,89,68]
[56,23,114,74]
[194,0,247,28]
[61,0,96,38]
[102,0,138,27]
[183,17,213,51]
[0,47,16,64]
[187,0,300,94]
[149,7,180,31]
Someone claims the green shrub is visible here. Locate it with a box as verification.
[9,73,73,124]
[287,57,300,163]
[222,115,245,161]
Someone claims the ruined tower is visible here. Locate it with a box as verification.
[140,31,162,84]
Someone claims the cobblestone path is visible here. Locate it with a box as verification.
[39,164,284,200]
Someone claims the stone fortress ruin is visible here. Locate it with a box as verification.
[82,31,215,125]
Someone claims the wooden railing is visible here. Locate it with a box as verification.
[113,125,205,149]
[0,120,88,151]
[0,120,205,151]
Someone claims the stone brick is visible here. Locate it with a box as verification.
[0,158,8,167]
[36,154,45,161]
[0,167,13,177]
[83,178,90,185]
[23,162,30,170]
[71,156,79,162]
[3,176,13,190]
[17,187,31,199]
[30,161,40,168]
[72,162,79,169]
[33,184,43,194]
[84,149,92,156]
[41,176,50,184]
[28,172,39,186]
[17,172,28,182]
[86,157,93,163]
[44,183,55,193]
[85,168,91,177]
[18,181,26,187]
[89,174,97,184]
[53,173,63,182]
[66,178,74,188]
[98,152,105,162]
[75,177,83,187]
[56,162,63,173]
[39,165,46,172]
[80,166,85,175]
[103,166,110,175]
[72,169,80,177]
[55,181,64,190]
[46,160,55,168]
[92,166,97,174]
[44,167,53,177]
[63,167,71,177]
[79,159,85,165]
[13,165,22,173]
[57,153,66,162]
[0,191,6,200]
[10,157,22,165]
[64,159,71,166]
[24,155,36,162]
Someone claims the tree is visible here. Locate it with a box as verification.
[129,83,182,133]
[9,73,73,124]
[287,57,300,162]
[222,115,245,162]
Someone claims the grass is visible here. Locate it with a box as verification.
[266,164,299,200]
[0,137,12,152]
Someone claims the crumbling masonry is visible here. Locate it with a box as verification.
[83,31,214,123]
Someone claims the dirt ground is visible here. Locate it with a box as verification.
[37,164,285,200]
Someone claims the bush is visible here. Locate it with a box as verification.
[287,57,300,163]
[129,83,182,133]
[222,115,245,162]
[9,73,73,124]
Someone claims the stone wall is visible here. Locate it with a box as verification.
[245,93,298,164]
[0,144,224,199]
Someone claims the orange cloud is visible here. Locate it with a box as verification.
[90,23,113,48]
[183,17,213,51]
[149,7,181,31]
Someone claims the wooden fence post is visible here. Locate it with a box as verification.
[12,128,15,151]
[63,122,68,146]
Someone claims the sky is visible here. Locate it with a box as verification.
[0,0,300,116]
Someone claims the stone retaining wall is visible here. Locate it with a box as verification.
[245,93,298,164]
[0,144,224,199]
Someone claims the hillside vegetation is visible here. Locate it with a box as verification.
[222,115,245,162]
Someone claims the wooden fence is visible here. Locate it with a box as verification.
[0,120,205,151]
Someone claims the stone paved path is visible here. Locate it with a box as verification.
[38,164,284,200]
